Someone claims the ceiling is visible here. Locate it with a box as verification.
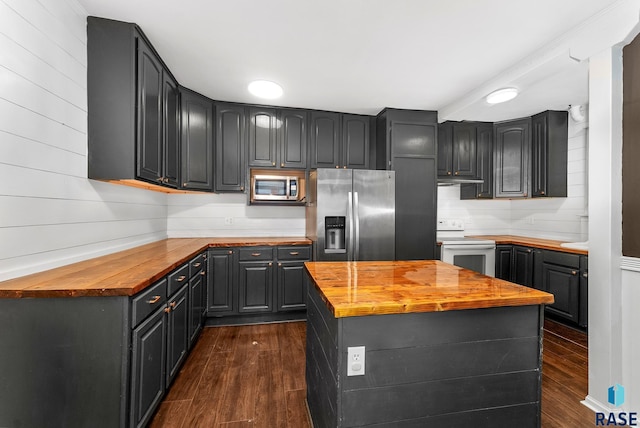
[77,0,622,121]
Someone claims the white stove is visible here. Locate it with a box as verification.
[437,219,496,276]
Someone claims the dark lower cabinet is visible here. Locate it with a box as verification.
[277,262,307,310]
[188,270,205,347]
[495,245,513,280]
[130,305,166,428]
[512,246,534,287]
[238,261,273,313]
[579,256,588,328]
[166,284,189,386]
[535,250,581,324]
[207,249,237,316]
[207,245,311,318]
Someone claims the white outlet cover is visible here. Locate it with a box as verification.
[347,346,366,376]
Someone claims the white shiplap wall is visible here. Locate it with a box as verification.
[0,0,168,281]
[167,193,306,238]
[437,117,589,241]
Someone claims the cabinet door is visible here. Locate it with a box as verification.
[163,72,180,188]
[542,262,580,323]
[279,109,308,169]
[248,107,277,168]
[531,113,547,197]
[188,272,205,347]
[215,103,246,192]
[130,305,166,428]
[277,262,307,311]
[207,249,236,315]
[460,123,493,199]
[512,246,534,287]
[166,284,189,386]
[494,119,530,198]
[495,245,512,280]
[181,89,213,191]
[451,122,476,177]
[238,261,273,313]
[342,114,370,169]
[579,256,588,328]
[437,123,453,177]
[309,111,341,168]
[136,37,164,183]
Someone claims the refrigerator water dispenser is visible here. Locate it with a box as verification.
[325,216,346,253]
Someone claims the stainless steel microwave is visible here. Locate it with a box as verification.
[250,172,306,203]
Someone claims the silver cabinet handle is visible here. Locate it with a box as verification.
[289,251,299,256]
[146,295,161,304]
[177,275,187,282]
[251,252,261,257]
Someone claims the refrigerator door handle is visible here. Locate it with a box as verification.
[347,191,354,261]
[354,191,360,260]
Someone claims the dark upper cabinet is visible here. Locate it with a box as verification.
[531,111,568,197]
[87,18,182,189]
[215,103,246,192]
[279,109,308,169]
[437,122,476,178]
[376,108,438,260]
[163,73,180,188]
[310,111,342,168]
[248,107,278,168]
[494,118,531,198]
[342,114,370,169]
[461,123,493,199]
[248,108,308,169]
[136,36,164,184]
[180,88,213,191]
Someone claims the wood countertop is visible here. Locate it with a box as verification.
[0,237,311,299]
[304,260,554,318]
[468,235,588,255]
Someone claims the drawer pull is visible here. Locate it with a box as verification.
[146,295,161,304]
[194,262,202,268]
[164,307,171,314]
[170,301,177,309]
[200,271,206,276]
[251,252,261,257]
[571,270,578,276]
[177,275,187,282]
[289,251,299,256]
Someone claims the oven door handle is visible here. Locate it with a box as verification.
[442,244,495,251]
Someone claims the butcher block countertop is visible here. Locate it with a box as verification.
[0,237,311,299]
[469,235,588,255]
[304,260,554,318]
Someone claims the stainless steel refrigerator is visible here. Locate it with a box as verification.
[306,169,395,261]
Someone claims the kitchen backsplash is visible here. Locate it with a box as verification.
[167,193,306,238]
[438,118,588,242]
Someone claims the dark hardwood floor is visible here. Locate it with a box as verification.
[150,318,591,427]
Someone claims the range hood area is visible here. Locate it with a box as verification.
[437,177,485,186]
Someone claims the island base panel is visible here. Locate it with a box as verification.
[306,280,544,427]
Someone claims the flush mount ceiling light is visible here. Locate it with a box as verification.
[485,87,519,104]
[248,80,283,99]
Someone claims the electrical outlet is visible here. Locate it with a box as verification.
[224,217,233,225]
[347,346,366,376]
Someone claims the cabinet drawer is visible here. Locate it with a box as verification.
[189,253,206,277]
[238,248,273,261]
[132,278,168,328]
[168,264,190,296]
[541,250,580,269]
[277,246,311,261]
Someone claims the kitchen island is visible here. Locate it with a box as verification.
[304,260,554,428]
